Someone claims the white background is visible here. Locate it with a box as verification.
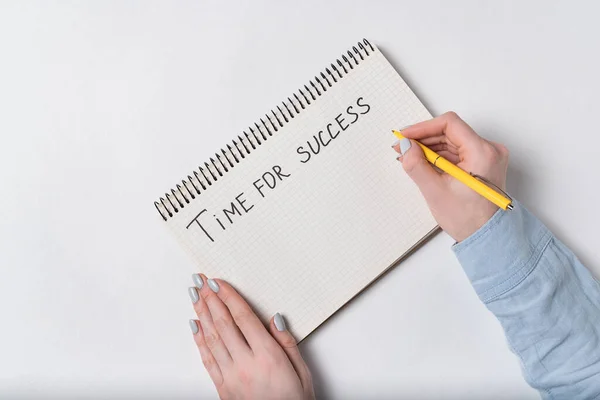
[1,1,598,399]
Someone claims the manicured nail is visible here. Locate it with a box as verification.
[399,124,412,131]
[274,313,287,331]
[188,287,199,304]
[207,278,219,293]
[400,138,412,155]
[189,319,199,334]
[396,156,403,162]
[192,274,203,289]
[391,139,401,148]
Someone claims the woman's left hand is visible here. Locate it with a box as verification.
[189,274,315,400]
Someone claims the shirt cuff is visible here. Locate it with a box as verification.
[452,200,553,303]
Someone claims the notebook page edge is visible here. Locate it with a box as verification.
[297,226,441,343]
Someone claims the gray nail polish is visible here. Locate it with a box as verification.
[400,138,412,155]
[188,287,199,304]
[189,319,199,334]
[274,313,287,332]
[192,274,203,289]
[207,278,219,293]
[399,124,412,131]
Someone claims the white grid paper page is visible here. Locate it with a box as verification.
[165,46,437,340]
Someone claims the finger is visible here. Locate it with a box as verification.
[269,313,312,390]
[190,319,224,387]
[193,275,250,361]
[398,138,446,200]
[418,135,449,147]
[209,278,275,352]
[393,136,459,156]
[393,135,446,152]
[436,150,461,164]
[190,276,233,368]
[401,111,484,149]
[429,143,459,156]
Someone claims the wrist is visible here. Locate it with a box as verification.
[443,202,500,242]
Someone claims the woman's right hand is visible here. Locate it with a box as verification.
[392,112,510,242]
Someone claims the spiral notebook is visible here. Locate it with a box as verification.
[154,39,438,340]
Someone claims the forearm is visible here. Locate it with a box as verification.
[454,201,600,399]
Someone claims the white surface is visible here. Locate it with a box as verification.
[1,1,598,398]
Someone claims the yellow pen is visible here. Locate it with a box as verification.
[392,130,513,211]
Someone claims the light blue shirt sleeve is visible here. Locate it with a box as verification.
[453,201,600,399]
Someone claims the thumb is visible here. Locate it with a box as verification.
[398,138,445,200]
[269,313,313,391]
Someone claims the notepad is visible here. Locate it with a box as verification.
[154,39,438,340]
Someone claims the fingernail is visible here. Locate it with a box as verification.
[274,312,287,331]
[399,124,412,131]
[400,138,412,155]
[391,139,401,148]
[189,319,199,334]
[396,156,403,162]
[188,287,199,304]
[192,274,203,289]
[207,278,219,293]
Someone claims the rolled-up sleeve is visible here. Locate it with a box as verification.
[453,201,600,399]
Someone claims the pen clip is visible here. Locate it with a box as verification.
[469,173,513,203]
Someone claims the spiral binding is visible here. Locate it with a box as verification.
[154,39,375,221]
